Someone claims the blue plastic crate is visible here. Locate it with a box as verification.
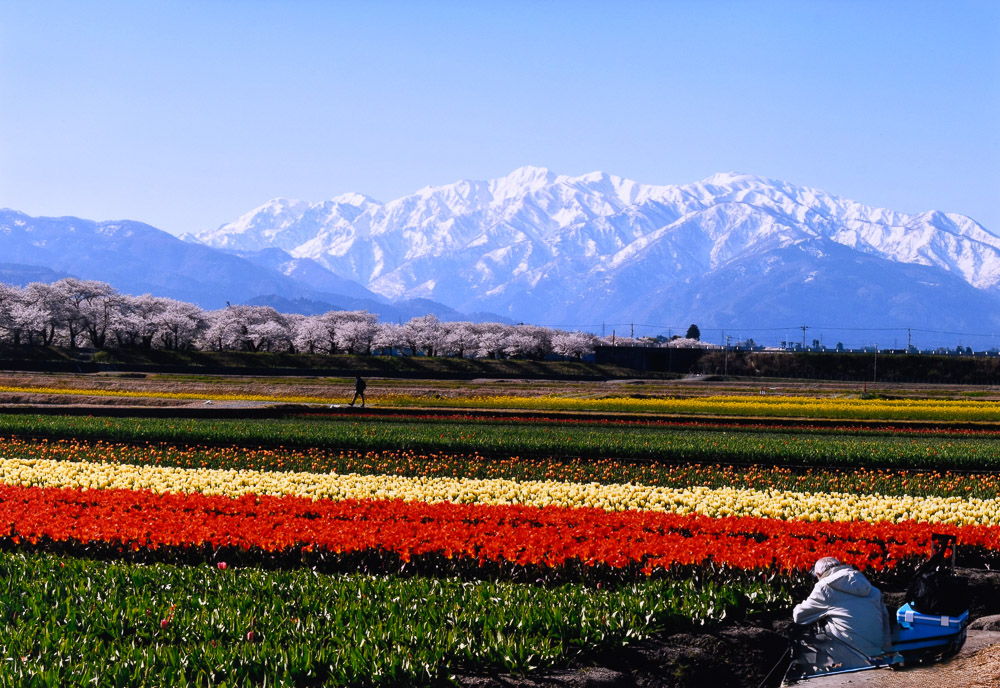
[893,601,968,654]
[896,602,968,636]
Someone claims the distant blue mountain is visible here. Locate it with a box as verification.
[0,209,494,322]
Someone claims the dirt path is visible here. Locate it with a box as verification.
[796,630,1000,687]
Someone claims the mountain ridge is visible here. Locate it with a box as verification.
[3,166,998,348]
[186,169,1000,341]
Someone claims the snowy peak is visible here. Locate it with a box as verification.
[699,171,771,187]
[488,165,558,201]
[236,198,310,229]
[187,168,998,330]
[191,198,309,251]
[330,192,379,207]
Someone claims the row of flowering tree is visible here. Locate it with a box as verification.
[0,279,616,360]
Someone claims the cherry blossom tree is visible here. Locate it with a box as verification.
[0,277,612,362]
[201,305,290,352]
[369,322,399,355]
[599,334,640,348]
[110,294,167,348]
[665,336,700,348]
[551,330,598,359]
[398,314,443,356]
[0,284,19,345]
[22,282,70,345]
[250,317,294,352]
[282,313,306,353]
[334,311,378,354]
[500,324,552,359]
[10,299,47,344]
[439,321,478,358]
[292,315,328,354]
[157,299,206,350]
[52,278,121,349]
[474,322,508,359]
[316,311,350,354]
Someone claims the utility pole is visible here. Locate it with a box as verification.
[874,344,878,382]
[907,328,912,352]
[630,323,634,339]
[801,325,808,350]
[725,334,732,377]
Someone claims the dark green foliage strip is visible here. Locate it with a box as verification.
[0,553,789,687]
[3,413,1000,471]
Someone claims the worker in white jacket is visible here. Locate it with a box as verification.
[788,557,892,675]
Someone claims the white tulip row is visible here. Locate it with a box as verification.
[0,456,994,526]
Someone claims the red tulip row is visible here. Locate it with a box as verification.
[2,483,998,574]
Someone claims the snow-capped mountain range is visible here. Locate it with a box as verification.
[188,167,1000,343]
[3,167,998,347]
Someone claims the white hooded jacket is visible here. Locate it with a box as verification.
[792,565,891,657]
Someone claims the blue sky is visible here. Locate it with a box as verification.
[1,0,997,235]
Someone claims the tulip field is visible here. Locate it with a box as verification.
[0,387,999,685]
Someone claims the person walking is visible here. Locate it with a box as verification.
[349,376,367,408]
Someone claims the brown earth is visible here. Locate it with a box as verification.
[798,631,1000,688]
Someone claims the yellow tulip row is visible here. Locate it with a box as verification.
[458,393,999,410]
[1,456,995,526]
[0,385,332,405]
[2,384,998,420]
[416,394,1000,421]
